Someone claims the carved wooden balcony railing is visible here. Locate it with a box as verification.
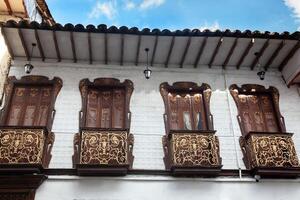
[230,84,300,177]
[160,82,222,175]
[0,127,54,173]
[73,78,134,175]
[0,76,62,173]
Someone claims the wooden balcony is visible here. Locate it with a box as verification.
[73,129,134,175]
[240,132,300,177]
[163,130,222,176]
[0,127,54,174]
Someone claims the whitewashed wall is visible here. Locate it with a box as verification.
[34,177,300,200]
[8,61,300,170]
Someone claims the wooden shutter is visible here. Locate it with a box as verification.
[85,88,126,129]
[6,85,53,127]
[237,93,280,133]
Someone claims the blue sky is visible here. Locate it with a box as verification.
[47,0,300,32]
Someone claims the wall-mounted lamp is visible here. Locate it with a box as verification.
[255,52,265,80]
[24,43,36,74]
[143,48,152,79]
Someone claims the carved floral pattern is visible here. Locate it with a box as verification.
[242,134,299,168]
[0,129,44,164]
[171,133,221,166]
[80,130,131,165]
[0,193,28,200]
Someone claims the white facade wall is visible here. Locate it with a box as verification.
[7,61,300,200]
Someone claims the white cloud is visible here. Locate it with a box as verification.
[139,0,165,10]
[283,0,300,30]
[88,0,118,20]
[124,0,135,10]
[199,21,220,31]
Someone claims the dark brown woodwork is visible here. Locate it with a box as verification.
[1,27,14,59]
[279,41,300,71]
[264,40,285,71]
[230,84,300,177]
[4,0,12,15]
[160,82,222,175]
[52,31,61,62]
[222,38,238,69]
[88,32,93,64]
[104,33,108,64]
[179,36,191,68]
[250,39,270,70]
[70,31,77,63]
[120,34,124,66]
[194,37,207,68]
[0,175,46,200]
[151,35,158,66]
[73,78,134,175]
[165,36,175,68]
[236,38,254,69]
[18,28,29,61]
[0,76,62,173]
[135,35,141,66]
[208,37,223,68]
[34,29,45,61]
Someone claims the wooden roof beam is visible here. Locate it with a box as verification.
[279,41,300,71]
[88,32,93,64]
[52,31,61,62]
[120,34,124,66]
[135,35,141,66]
[165,36,175,68]
[70,32,77,63]
[264,40,285,71]
[222,38,238,69]
[236,38,255,69]
[208,37,223,68]
[194,37,208,68]
[250,39,270,70]
[104,33,108,64]
[1,28,14,59]
[34,29,45,61]
[150,35,158,66]
[179,36,191,68]
[18,28,29,61]
[4,0,12,15]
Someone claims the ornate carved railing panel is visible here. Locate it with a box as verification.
[230,84,300,177]
[0,193,29,200]
[78,130,133,166]
[74,78,134,175]
[163,132,221,168]
[0,128,54,172]
[0,76,62,173]
[241,133,299,169]
[160,82,222,175]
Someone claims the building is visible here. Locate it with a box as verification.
[1,1,300,200]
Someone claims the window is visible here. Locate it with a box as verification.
[160,82,221,175]
[160,82,213,133]
[79,78,133,130]
[0,76,62,131]
[74,78,134,175]
[229,84,285,136]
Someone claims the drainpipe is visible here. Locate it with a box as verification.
[222,69,242,179]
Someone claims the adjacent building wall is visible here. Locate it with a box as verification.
[0,29,10,104]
